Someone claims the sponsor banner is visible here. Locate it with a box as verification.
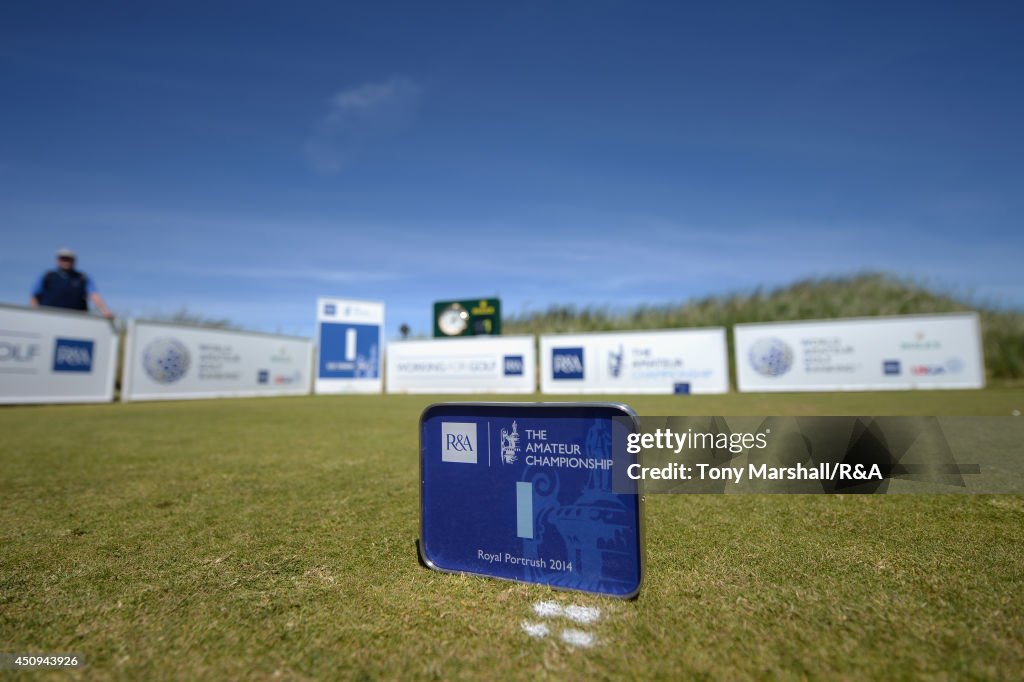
[122,320,312,401]
[420,402,643,597]
[734,313,985,392]
[539,328,729,394]
[0,304,117,404]
[315,297,384,394]
[386,336,535,394]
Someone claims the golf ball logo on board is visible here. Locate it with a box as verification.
[142,337,190,384]
[749,337,794,377]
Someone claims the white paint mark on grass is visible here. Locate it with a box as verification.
[563,605,600,624]
[533,600,563,618]
[561,629,596,648]
[532,601,601,624]
[521,621,550,638]
[529,601,602,649]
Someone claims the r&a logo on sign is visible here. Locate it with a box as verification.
[503,355,524,376]
[883,360,901,376]
[324,303,336,316]
[53,338,93,373]
[552,347,584,380]
[441,422,477,464]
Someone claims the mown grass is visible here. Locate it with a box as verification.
[1,390,1022,680]
[505,273,1024,381]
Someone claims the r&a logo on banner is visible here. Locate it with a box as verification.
[441,422,477,463]
[53,338,94,373]
[503,355,524,376]
[552,347,584,380]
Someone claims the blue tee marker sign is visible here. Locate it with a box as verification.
[419,403,644,598]
[314,297,383,394]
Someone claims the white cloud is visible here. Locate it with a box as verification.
[304,77,420,172]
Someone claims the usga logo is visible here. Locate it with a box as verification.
[911,358,964,376]
[552,347,584,380]
[441,422,477,464]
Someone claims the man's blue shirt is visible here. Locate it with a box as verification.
[32,269,96,310]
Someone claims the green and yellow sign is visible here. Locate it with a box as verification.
[433,298,502,337]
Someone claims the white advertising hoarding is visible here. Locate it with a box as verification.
[122,320,313,401]
[540,328,730,394]
[734,313,985,392]
[0,304,117,404]
[315,297,384,394]
[386,336,536,394]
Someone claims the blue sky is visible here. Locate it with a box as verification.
[2,1,1021,338]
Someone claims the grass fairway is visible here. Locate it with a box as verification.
[2,389,1023,679]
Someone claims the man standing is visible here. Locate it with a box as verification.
[30,248,114,319]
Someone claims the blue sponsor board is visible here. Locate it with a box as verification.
[552,347,584,380]
[420,403,643,598]
[53,338,93,373]
[883,360,901,376]
[318,322,380,379]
